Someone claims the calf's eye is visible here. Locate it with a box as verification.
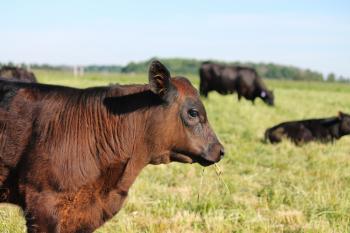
[188,109,199,118]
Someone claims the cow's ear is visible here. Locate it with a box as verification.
[149,60,176,101]
[338,111,344,119]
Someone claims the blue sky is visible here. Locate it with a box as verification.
[2,0,350,77]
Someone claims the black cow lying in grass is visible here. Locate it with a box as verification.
[265,112,350,145]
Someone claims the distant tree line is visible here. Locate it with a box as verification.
[83,65,122,73]
[0,62,122,73]
[0,58,348,82]
[121,58,200,74]
[122,58,350,82]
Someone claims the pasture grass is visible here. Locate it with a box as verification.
[1,70,350,232]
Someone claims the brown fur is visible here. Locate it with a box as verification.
[0,61,224,233]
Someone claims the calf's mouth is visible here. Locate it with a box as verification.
[170,150,217,167]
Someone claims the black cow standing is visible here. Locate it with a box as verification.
[0,66,37,83]
[199,62,274,106]
[265,112,350,145]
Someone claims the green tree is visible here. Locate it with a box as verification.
[327,73,336,82]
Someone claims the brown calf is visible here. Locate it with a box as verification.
[0,61,224,233]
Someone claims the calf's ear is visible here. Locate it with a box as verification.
[149,60,176,102]
[338,111,345,118]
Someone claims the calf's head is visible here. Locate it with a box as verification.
[339,111,350,136]
[147,61,224,166]
[261,90,274,106]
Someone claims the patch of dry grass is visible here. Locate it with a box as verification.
[1,70,350,232]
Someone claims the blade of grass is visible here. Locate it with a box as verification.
[214,164,231,195]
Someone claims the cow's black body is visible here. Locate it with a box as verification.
[199,62,274,106]
[265,112,350,145]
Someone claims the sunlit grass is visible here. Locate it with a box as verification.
[1,70,350,232]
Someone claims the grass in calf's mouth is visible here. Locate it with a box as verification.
[214,164,231,195]
[196,164,231,204]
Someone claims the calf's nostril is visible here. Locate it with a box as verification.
[219,148,225,158]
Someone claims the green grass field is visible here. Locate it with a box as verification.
[1,70,350,233]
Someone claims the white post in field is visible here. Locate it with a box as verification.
[74,66,78,77]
